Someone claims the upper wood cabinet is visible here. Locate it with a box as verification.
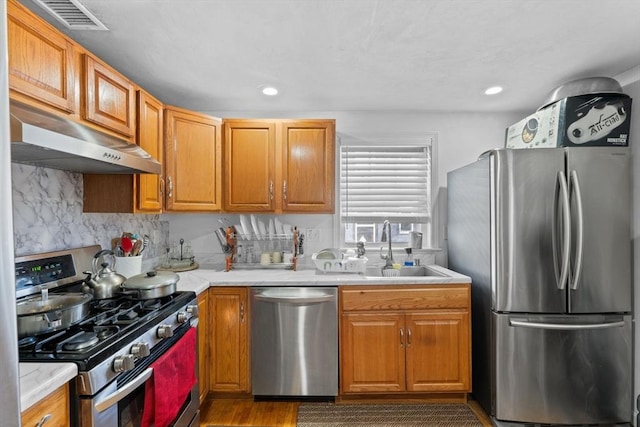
[165,106,222,212]
[82,54,136,138]
[223,120,276,212]
[280,120,335,212]
[223,119,335,213]
[83,89,163,213]
[7,0,78,114]
[136,90,164,212]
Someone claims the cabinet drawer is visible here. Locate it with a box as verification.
[341,285,469,311]
[21,383,69,427]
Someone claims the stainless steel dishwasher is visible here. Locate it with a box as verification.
[250,287,338,397]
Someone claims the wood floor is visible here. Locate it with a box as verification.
[199,397,493,426]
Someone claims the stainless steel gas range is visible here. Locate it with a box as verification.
[15,245,200,427]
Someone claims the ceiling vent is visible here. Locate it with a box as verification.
[32,0,109,30]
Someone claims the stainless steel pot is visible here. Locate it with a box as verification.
[538,76,623,110]
[121,270,179,299]
[16,292,92,337]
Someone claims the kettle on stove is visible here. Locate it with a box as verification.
[82,249,126,299]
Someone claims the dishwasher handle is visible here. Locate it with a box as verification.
[253,292,335,304]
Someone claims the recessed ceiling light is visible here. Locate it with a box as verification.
[484,86,503,95]
[261,86,279,96]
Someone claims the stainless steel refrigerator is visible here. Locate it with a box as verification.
[447,147,632,426]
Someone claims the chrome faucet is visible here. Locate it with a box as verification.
[380,220,394,269]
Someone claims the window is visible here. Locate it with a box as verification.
[339,136,435,248]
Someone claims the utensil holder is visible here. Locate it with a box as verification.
[115,255,143,278]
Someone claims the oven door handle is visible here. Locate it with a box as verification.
[94,368,153,413]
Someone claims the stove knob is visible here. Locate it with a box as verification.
[157,324,174,339]
[187,304,199,317]
[177,311,189,324]
[131,342,150,359]
[113,354,135,373]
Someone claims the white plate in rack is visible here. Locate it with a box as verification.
[250,214,262,239]
[258,219,267,240]
[274,217,285,235]
[240,215,252,239]
[234,224,246,240]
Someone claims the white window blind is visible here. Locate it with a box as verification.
[340,142,432,223]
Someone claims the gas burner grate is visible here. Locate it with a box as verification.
[62,331,99,351]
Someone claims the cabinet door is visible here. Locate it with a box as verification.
[135,90,163,212]
[197,291,210,403]
[405,311,471,392]
[340,313,405,393]
[223,120,276,212]
[209,288,249,393]
[164,107,222,212]
[7,0,77,113]
[21,383,69,427]
[281,120,335,212]
[83,54,135,137]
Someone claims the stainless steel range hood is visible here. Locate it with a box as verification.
[10,102,161,174]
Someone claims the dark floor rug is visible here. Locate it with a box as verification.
[296,402,483,427]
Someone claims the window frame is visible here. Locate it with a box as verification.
[335,133,438,251]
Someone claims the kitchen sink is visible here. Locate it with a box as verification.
[364,265,446,278]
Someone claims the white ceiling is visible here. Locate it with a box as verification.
[18,0,640,113]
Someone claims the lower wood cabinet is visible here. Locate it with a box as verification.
[208,287,250,394]
[21,383,70,427]
[197,291,210,403]
[339,285,471,395]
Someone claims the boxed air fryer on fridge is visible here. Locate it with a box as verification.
[505,94,632,149]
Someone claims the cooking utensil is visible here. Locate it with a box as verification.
[538,76,622,110]
[141,234,149,255]
[82,249,127,299]
[120,236,134,256]
[131,239,143,256]
[121,270,179,299]
[17,292,92,337]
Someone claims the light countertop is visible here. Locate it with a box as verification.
[20,264,469,412]
[19,362,77,412]
[176,264,470,294]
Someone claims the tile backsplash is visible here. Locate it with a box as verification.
[11,164,168,271]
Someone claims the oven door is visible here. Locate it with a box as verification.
[76,325,200,427]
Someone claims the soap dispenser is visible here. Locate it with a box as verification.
[404,248,414,266]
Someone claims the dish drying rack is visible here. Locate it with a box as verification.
[220,226,302,271]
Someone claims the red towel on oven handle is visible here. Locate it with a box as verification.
[142,327,197,427]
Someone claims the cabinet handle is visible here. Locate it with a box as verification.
[407,328,412,347]
[283,180,287,201]
[240,302,245,323]
[269,181,274,201]
[167,176,173,199]
[36,414,52,427]
[399,328,404,347]
[160,177,165,197]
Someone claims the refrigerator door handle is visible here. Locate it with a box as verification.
[569,170,584,290]
[509,319,625,331]
[553,171,571,290]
